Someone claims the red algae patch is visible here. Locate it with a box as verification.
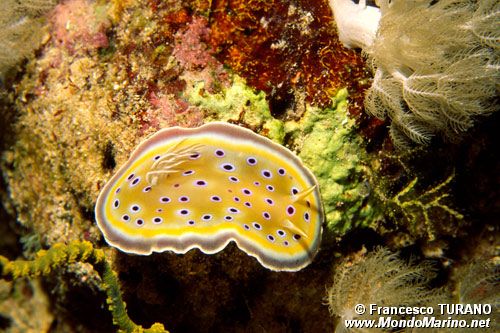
[50,0,110,54]
[208,0,371,114]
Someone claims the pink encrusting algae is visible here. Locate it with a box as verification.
[95,122,324,271]
[50,0,110,54]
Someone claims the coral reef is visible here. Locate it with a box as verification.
[0,0,377,253]
[0,0,497,331]
[1,0,356,330]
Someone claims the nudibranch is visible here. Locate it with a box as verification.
[95,122,324,271]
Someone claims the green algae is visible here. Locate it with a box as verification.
[373,170,464,240]
[285,89,378,236]
[187,78,377,235]
[184,75,285,143]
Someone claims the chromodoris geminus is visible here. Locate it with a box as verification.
[95,122,324,271]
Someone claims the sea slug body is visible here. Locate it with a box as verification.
[95,122,324,271]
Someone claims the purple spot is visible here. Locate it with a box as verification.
[277,229,286,237]
[113,199,120,208]
[304,212,310,222]
[179,196,189,202]
[229,176,239,183]
[286,205,296,216]
[188,220,195,225]
[183,170,195,176]
[131,177,141,186]
[127,173,134,181]
[278,168,286,176]
[160,196,171,203]
[153,217,163,224]
[265,198,274,205]
[263,212,271,220]
[131,205,140,213]
[242,188,252,195]
[115,187,121,194]
[306,200,311,208]
[252,222,262,230]
[136,219,144,226]
[215,149,225,157]
[210,195,221,202]
[143,186,152,193]
[244,202,252,207]
[154,155,161,161]
[267,235,275,242]
[224,215,233,221]
[246,157,257,165]
[179,209,189,216]
[202,214,212,221]
[266,185,274,192]
[195,180,207,186]
[243,224,250,230]
[122,214,130,222]
[189,153,200,159]
[284,241,289,246]
[261,170,272,179]
[291,187,299,195]
[228,207,239,214]
[233,196,240,202]
[156,208,163,213]
[293,234,301,240]
[221,163,235,172]
[254,181,260,186]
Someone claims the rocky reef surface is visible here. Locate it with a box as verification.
[0,0,497,332]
